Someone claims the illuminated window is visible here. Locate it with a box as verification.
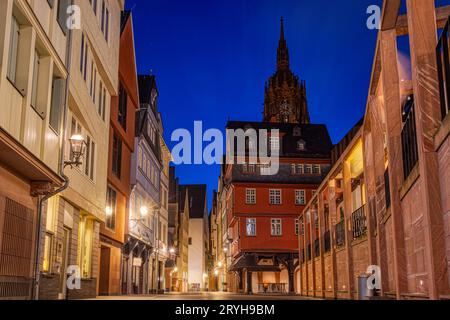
[43,196,58,273]
[106,186,117,231]
[42,234,52,273]
[78,216,94,278]
[246,218,256,236]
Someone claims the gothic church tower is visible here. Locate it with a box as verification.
[263,18,310,124]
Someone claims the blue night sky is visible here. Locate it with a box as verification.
[124,0,448,211]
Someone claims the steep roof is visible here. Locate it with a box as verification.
[180,185,207,219]
[226,121,333,158]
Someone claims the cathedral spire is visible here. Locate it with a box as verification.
[277,17,289,70]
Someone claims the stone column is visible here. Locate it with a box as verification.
[317,192,326,298]
[406,0,450,298]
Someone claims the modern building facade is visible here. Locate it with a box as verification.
[99,10,138,296]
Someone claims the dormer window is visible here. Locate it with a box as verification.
[293,127,302,137]
[297,140,306,151]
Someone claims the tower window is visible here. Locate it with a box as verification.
[297,140,306,151]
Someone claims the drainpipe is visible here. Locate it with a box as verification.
[33,5,74,300]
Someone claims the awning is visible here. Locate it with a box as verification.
[0,127,63,186]
[229,254,281,272]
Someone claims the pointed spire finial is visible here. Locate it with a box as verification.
[280,17,285,41]
[277,17,289,70]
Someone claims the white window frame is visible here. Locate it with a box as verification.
[295,190,306,205]
[245,188,256,204]
[269,136,280,151]
[312,164,321,175]
[271,218,282,236]
[269,189,282,205]
[246,218,256,236]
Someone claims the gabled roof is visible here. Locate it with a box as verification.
[120,11,131,34]
[138,75,158,106]
[180,185,207,219]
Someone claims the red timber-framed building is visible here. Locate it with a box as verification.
[221,19,333,295]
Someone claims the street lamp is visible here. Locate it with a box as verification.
[218,261,223,268]
[214,270,219,276]
[140,206,149,218]
[64,134,87,168]
[169,248,175,254]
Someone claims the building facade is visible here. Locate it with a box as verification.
[168,167,190,292]
[218,19,333,295]
[124,75,162,295]
[99,10,138,296]
[0,0,69,299]
[36,0,123,300]
[298,0,450,300]
[185,184,209,292]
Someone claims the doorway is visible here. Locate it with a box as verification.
[99,246,111,295]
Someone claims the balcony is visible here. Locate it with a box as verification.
[335,220,345,248]
[351,205,367,240]
[437,17,450,120]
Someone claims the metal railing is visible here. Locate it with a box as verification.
[323,230,331,253]
[437,17,450,120]
[335,220,345,248]
[351,205,367,240]
[401,95,419,180]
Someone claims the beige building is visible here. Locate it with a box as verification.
[36,0,123,300]
[0,0,69,299]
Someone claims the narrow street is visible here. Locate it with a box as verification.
[93,292,319,300]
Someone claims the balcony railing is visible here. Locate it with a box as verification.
[351,205,367,240]
[401,95,419,180]
[314,238,320,257]
[335,220,345,248]
[323,230,331,253]
[437,17,450,120]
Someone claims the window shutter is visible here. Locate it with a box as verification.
[50,78,65,133]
